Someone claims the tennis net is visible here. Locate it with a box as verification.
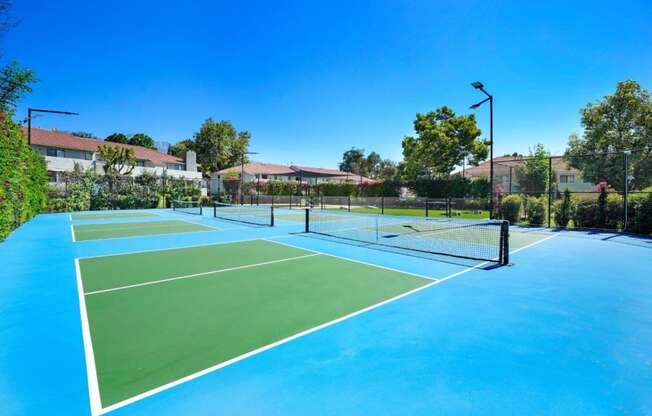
[213,202,274,226]
[172,200,203,215]
[304,210,509,265]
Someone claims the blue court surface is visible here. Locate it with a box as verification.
[2,207,652,415]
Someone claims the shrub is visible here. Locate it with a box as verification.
[526,196,546,225]
[500,194,521,223]
[629,193,652,235]
[554,189,574,227]
[0,116,48,240]
[572,193,623,230]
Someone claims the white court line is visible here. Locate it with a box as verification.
[75,222,209,233]
[84,253,321,296]
[73,220,220,243]
[75,259,102,415]
[262,238,437,281]
[70,224,76,243]
[78,235,295,260]
[82,229,558,415]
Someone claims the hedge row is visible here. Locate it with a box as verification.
[497,190,652,234]
[46,168,201,212]
[0,116,48,241]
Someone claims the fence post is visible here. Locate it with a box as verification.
[547,157,553,227]
[624,150,630,231]
[381,196,384,215]
[425,200,429,217]
[348,195,351,212]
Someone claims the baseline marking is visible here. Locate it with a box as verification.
[84,253,321,296]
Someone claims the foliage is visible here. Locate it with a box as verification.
[98,144,136,175]
[72,131,94,138]
[193,118,250,177]
[378,159,398,180]
[629,193,652,235]
[339,148,397,180]
[263,180,299,196]
[412,176,489,199]
[526,196,546,225]
[554,189,574,227]
[0,115,47,240]
[0,61,38,114]
[169,139,195,157]
[105,132,128,144]
[128,133,156,149]
[572,193,623,229]
[500,194,521,224]
[515,144,553,195]
[339,148,367,175]
[565,80,652,191]
[401,106,487,179]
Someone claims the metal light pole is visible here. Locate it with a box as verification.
[27,108,79,145]
[470,82,494,219]
[240,151,258,204]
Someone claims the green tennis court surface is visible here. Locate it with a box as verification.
[71,212,159,220]
[78,239,431,408]
[73,220,215,241]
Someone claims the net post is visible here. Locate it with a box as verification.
[321,195,324,210]
[199,204,203,216]
[213,202,216,218]
[500,220,509,265]
[290,195,293,210]
[270,206,275,227]
[304,208,310,233]
[425,200,429,217]
[381,196,384,215]
[448,197,452,217]
[348,196,351,212]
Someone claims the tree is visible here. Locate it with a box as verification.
[128,133,156,149]
[0,61,37,115]
[193,118,250,177]
[98,145,136,175]
[339,147,367,175]
[105,133,128,144]
[565,80,652,191]
[366,151,382,178]
[72,131,94,138]
[378,159,398,180]
[401,106,488,180]
[515,143,553,195]
[169,139,195,157]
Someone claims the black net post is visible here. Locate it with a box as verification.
[321,195,324,210]
[548,156,553,227]
[348,196,351,212]
[304,208,310,232]
[290,195,293,210]
[500,220,509,265]
[448,197,452,217]
[425,200,429,217]
[381,196,384,215]
[270,206,275,227]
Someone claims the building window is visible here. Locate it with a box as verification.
[262,174,268,179]
[85,152,93,160]
[560,174,575,184]
[136,160,146,167]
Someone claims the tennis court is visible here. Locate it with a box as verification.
[72,220,216,241]
[3,205,652,416]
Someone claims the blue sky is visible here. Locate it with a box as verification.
[5,0,652,168]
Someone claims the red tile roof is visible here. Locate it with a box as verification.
[24,127,184,165]
[216,162,378,183]
[216,162,296,176]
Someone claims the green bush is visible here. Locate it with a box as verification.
[526,196,546,225]
[0,116,48,240]
[500,194,521,223]
[554,189,574,227]
[629,193,652,235]
[572,193,623,229]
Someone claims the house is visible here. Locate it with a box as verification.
[25,127,204,191]
[462,156,595,192]
[210,162,376,194]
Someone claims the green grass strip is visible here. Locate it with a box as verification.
[80,240,430,407]
[73,220,214,241]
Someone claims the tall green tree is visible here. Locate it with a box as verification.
[401,106,488,180]
[105,133,128,144]
[128,133,156,149]
[366,151,382,178]
[193,118,250,177]
[339,148,367,175]
[98,145,136,175]
[515,143,553,194]
[378,159,398,180]
[168,138,195,157]
[72,131,94,138]
[565,80,652,191]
